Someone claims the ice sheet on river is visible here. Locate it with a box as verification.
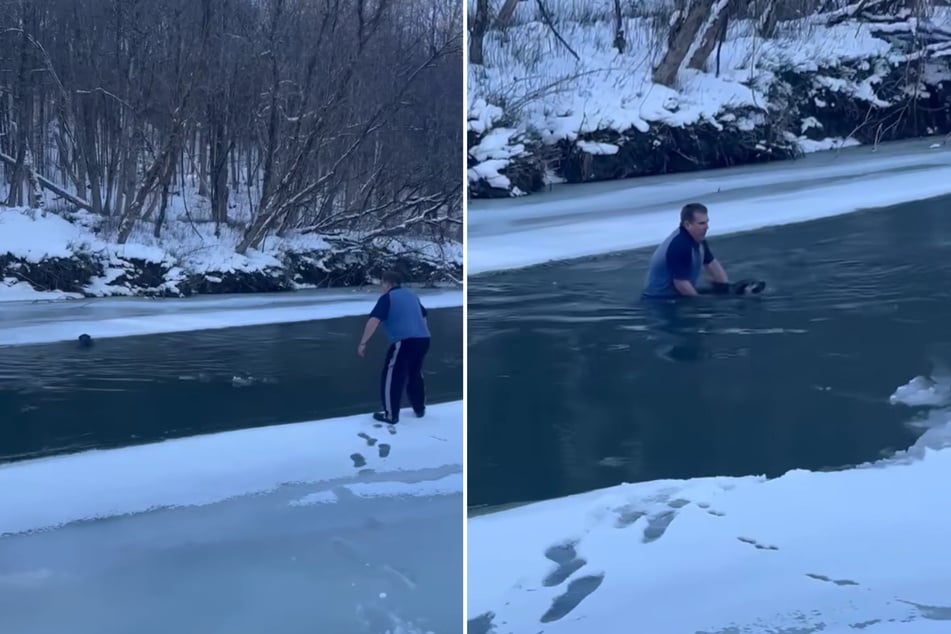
[0,478,460,634]
[0,401,462,633]
[468,137,951,275]
[0,288,462,347]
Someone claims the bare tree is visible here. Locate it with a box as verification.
[0,0,461,252]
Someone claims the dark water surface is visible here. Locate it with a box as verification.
[467,195,951,509]
[0,308,462,462]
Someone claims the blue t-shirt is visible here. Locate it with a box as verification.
[641,227,715,299]
[370,287,431,342]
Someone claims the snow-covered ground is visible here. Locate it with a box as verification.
[0,401,462,634]
[467,0,951,194]
[0,287,462,347]
[468,373,951,633]
[467,137,951,274]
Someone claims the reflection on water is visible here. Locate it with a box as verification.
[0,308,462,462]
[467,195,951,508]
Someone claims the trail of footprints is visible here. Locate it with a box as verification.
[612,486,862,590]
[612,491,725,542]
[530,488,740,626]
[349,425,395,468]
[475,483,866,632]
[538,541,605,624]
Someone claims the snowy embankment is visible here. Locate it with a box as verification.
[0,203,462,302]
[467,138,951,275]
[468,373,951,633]
[468,1,951,197]
[0,400,462,536]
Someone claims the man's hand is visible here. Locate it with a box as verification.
[357,342,367,357]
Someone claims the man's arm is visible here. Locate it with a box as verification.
[702,241,728,283]
[419,299,428,326]
[666,239,699,296]
[358,295,389,356]
[360,316,382,342]
[673,278,699,296]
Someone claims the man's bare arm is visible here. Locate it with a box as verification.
[704,259,728,283]
[360,317,380,344]
[673,279,699,296]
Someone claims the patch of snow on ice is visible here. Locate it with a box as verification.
[891,375,951,408]
[345,473,463,499]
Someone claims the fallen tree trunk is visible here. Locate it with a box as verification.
[0,151,92,211]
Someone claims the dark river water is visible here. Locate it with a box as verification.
[0,307,462,462]
[467,195,951,510]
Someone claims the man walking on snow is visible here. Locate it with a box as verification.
[357,271,431,424]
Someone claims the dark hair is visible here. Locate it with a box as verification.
[680,203,708,224]
[381,270,403,286]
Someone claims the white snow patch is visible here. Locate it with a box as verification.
[468,159,514,190]
[576,141,619,155]
[289,490,339,506]
[344,473,463,499]
[798,136,862,153]
[0,209,92,260]
[0,278,82,302]
[891,375,951,407]
[293,473,464,506]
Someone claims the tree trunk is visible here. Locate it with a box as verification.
[494,0,520,28]
[469,0,489,65]
[653,0,722,87]
[613,0,626,54]
[688,0,732,71]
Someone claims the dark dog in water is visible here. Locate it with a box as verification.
[78,334,93,348]
[709,279,766,295]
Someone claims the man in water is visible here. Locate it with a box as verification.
[357,271,431,424]
[641,202,754,299]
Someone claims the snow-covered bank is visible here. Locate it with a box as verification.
[467,140,951,275]
[468,373,951,633]
[0,205,462,302]
[0,288,461,347]
[0,400,462,536]
[468,0,951,197]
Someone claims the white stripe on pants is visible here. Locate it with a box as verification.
[384,340,402,419]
